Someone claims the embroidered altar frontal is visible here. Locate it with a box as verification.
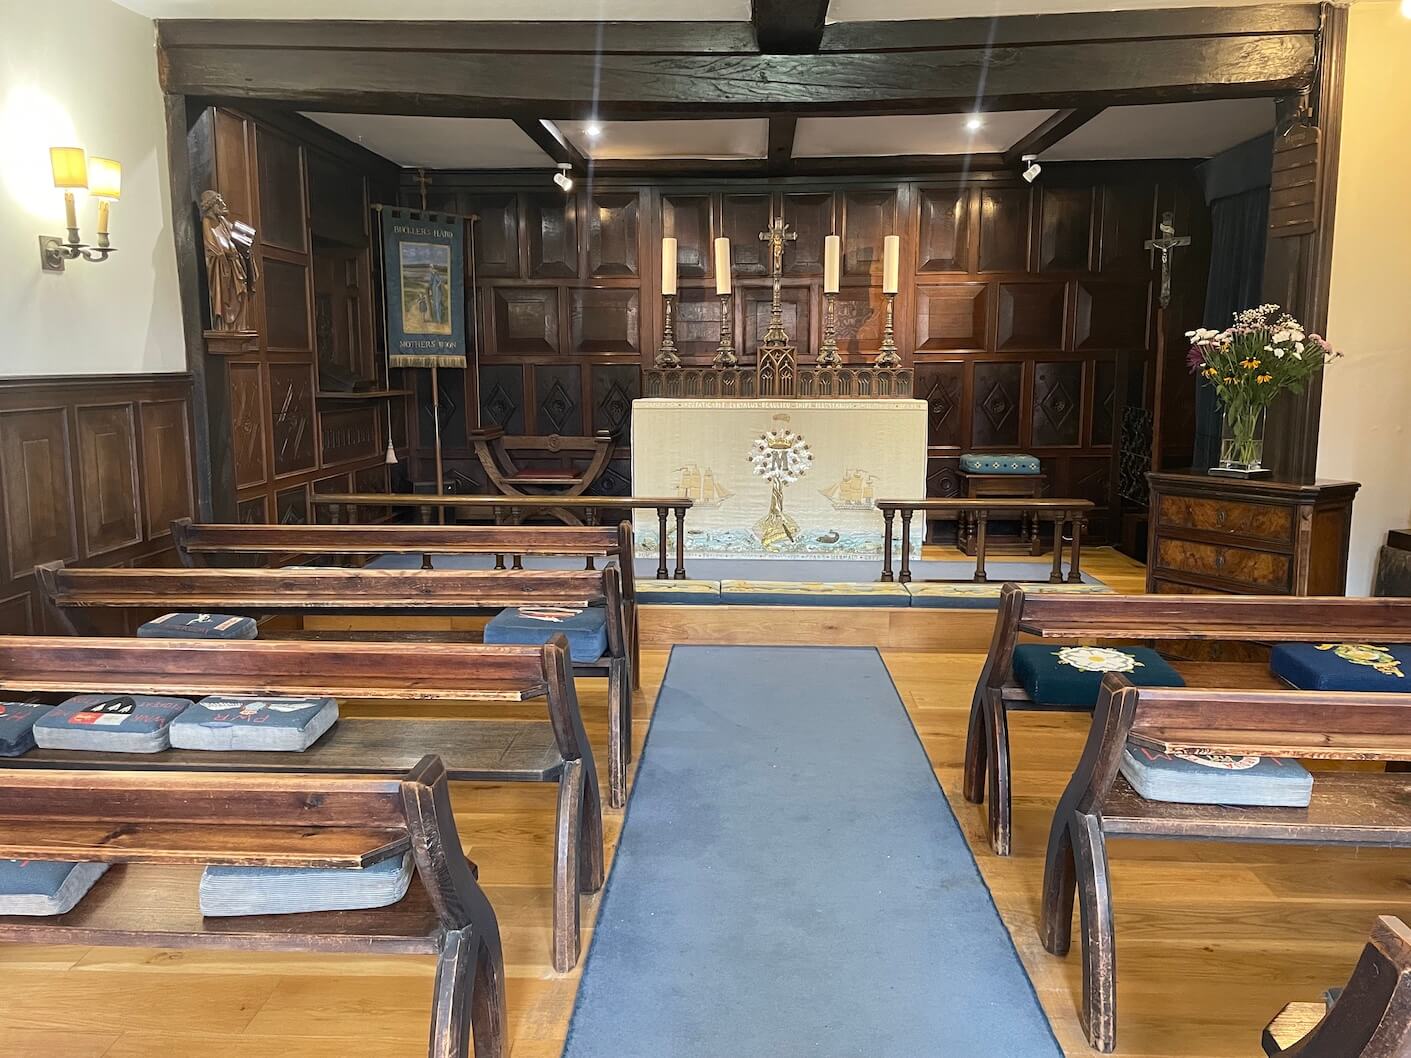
[631,398,927,560]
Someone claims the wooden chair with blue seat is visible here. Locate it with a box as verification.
[964,587,1411,856]
[1041,676,1411,1053]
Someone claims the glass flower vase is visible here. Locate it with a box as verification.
[1212,403,1269,477]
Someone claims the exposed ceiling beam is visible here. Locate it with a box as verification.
[513,118,589,171]
[1002,107,1106,168]
[766,116,797,176]
[160,31,1316,120]
[751,0,829,55]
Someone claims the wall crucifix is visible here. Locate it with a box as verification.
[1144,211,1191,309]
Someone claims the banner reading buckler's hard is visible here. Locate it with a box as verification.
[379,208,467,369]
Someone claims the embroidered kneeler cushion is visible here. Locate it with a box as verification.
[0,860,109,916]
[1270,642,1411,692]
[137,612,258,640]
[1120,745,1313,807]
[1012,644,1185,708]
[484,605,608,663]
[0,702,54,757]
[959,452,1042,474]
[33,694,192,753]
[170,695,339,752]
[200,852,414,917]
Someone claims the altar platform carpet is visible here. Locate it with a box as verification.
[560,646,1063,1058]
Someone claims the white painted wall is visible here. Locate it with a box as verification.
[0,0,185,377]
[1317,1,1411,594]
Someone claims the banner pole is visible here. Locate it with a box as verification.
[431,363,446,525]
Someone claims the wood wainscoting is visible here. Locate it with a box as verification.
[0,374,197,634]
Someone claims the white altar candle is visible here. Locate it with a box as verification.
[823,235,841,294]
[882,235,900,294]
[661,237,678,296]
[714,238,732,295]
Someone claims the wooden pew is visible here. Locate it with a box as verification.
[169,517,641,685]
[0,634,602,972]
[965,585,1411,855]
[0,757,505,1058]
[1041,677,1411,1052]
[1263,917,1411,1056]
[36,561,636,810]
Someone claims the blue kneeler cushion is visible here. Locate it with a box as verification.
[33,694,192,753]
[1120,745,1313,807]
[200,851,414,917]
[138,612,258,640]
[1271,642,1411,692]
[170,695,339,752]
[485,605,609,663]
[959,452,1042,474]
[1013,644,1185,707]
[0,860,110,916]
[718,579,912,607]
[0,702,53,757]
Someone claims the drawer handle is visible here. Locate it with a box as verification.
[1214,551,1227,570]
[1215,509,1227,527]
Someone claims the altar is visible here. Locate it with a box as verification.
[632,397,927,560]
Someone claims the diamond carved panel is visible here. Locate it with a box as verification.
[971,362,1023,448]
[914,362,963,448]
[1031,361,1083,447]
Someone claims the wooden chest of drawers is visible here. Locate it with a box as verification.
[1146,471,1360,596]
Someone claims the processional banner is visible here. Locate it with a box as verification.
[378,209,467,369]
[631,398,927,560]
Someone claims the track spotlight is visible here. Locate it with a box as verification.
[1021,155,1041,183]
[553,163,574,192]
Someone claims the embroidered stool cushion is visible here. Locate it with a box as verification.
[138,612,258,640]
[1270,642,1411,692]
[33,694,192,753]
[0,860,109,916]
[1012,644,1185,708]
[1120,745,1313,807]
[170,695,339,752]
[200,852,413,917]
[484,605,608,663]
[959,452,1042,474]
[0,702,53,757]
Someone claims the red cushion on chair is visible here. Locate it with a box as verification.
[511,468,577,479]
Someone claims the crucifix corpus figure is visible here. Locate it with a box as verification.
[1145,211,1191,310]
[759,216,797,345]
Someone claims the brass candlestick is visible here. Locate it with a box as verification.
[655,293,681,369]
[818,291,841,368]
[713,292,738,368]
[875,291,901,368]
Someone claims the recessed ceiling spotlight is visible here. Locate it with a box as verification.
[965,114,984,132]
[584,122,603,139]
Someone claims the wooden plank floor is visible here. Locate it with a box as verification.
[0,549,1383,1057]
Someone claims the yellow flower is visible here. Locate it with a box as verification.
[1240,357,1262,370]
[1256,373,1273,383]
[1223,376,1237,384]
[1203,367,1219,378]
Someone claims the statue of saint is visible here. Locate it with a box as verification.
[200,190,259,330]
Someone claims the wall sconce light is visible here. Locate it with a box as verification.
[40,146,120,271]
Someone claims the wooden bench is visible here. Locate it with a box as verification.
[1041,677,1411,1052]
[311,492,694,581]
[36,561,637,810]
[0,757,504,1057]
[965,586,1411,855]
[0,634,602,972]
[874,498,1094,584]
[1263,917,1411,1056]
[170,518,641,685]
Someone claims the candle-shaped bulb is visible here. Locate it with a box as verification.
[661,237,678,296]
[882,235,900,294]
[714,238,732,295]
[823,235,841,294]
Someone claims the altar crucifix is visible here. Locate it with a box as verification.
[756,216,798,394]
[1144,210,1192,473]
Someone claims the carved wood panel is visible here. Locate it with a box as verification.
[0,407,76,575]
[1092,358,1118,446]
[1074,281,1150,351]
[238,495,269,523]
[139,399,194,540]
[918,187,969,273]
[781,192,832,275]
[526,192,577,279]
[996,282,1066,352]
[723,194,771,276]
[662,193,713,280]
[479,364,525,433]
[673,287,725,363]
[833,285,883,357]
[914,362,964,449]
[915,284,987,352]
[256,127,307,253]
[972,362,1024,448]
[491,287,560,354]
[743,286,811,359]
[1039,186,1094,272]
[591,365,640,439]
[979,187,1031,272]
[268,362,317,476]
[926,456,962,499]
[571,288,640,354]
[588,192,640,278]
[532,365,584,436]
[262,258,312,352]
[841,188,899,279]
[75,403,141,556]
[230,362,267,488]
[1031,361,1084,448]
[276,484,310,525]
[320,406,380,466]
[469,193,521,278]
[1099,183,1156,275]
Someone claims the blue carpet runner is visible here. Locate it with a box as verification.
[562,645,1063,1058]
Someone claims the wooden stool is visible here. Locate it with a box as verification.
[956,468,1046,556]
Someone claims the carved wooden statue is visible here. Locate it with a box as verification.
[200,190,259,331]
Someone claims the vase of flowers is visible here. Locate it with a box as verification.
[1186,305,1339,477]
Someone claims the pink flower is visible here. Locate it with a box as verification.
[1186,347,1206,372]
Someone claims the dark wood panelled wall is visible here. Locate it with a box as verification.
[186,106,409,525]
[404,166,1210,541]
[0,375,197,634]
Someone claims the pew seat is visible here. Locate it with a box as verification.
[1270,641,1411,691]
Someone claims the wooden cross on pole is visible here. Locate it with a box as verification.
[1144,211,1191,309]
